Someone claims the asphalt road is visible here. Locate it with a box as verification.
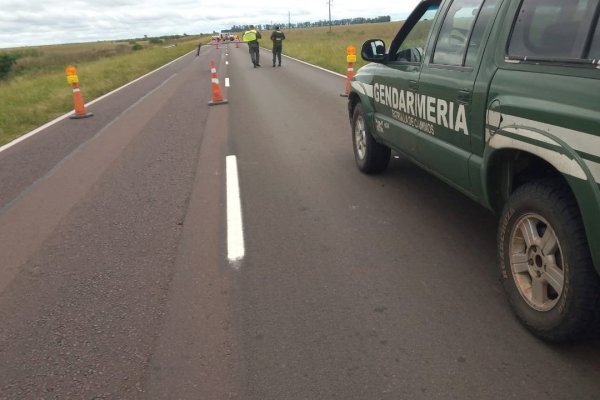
[0,42,599,399]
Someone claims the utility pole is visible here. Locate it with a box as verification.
[328,0,332,32]
[288,10,291,29]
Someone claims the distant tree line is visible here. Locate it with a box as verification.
[116,33,190,44]
[223,15,391,33]
[115,34,194,51]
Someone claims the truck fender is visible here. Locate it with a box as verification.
[348,81,376,127]
[483,114,600,271]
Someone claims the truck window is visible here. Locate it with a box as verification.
[392,6,438,62]
[508,0,600,60]
[464,0,501,67]
[432,0,484,66]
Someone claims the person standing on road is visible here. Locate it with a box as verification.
[243,25,262,68]
[270,26,286,67]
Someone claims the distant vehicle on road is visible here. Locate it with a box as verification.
[348,0,600,342]
[219,33,236,41]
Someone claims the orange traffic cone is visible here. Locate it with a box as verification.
[70,82,93,119]
[340,61,355,97]
[208,60,228,106]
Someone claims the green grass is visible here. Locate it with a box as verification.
[0,22,408,147]
[0,37,208,146]
[259,22,403,73]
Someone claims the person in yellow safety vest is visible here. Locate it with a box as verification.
[243,25,262,68]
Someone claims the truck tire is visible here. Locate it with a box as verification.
[352,103,390,174]
[498,178,600,342]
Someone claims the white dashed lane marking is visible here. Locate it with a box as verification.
[226,155,245,267]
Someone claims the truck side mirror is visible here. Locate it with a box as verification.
[361,39,386,62]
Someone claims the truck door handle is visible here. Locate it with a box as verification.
[458,89,471,103]
[409,80,419,91]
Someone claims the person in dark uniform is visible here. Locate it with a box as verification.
[270,26,286,67]
[243,25,262,67]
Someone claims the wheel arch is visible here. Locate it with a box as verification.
[483,131,600,273]
[347,92,361,124]
[348,80,377,130]
[484,148,565,213]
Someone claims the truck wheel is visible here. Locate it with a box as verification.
[352,103,390,174]
[498,179,600,342]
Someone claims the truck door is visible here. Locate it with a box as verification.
[416,0,501,192]
[372,1,440,157]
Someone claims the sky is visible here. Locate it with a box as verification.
[0,0,421,49]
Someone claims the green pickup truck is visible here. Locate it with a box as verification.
[348,0,600,342]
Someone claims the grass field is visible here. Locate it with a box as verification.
[0,22,405,147]
[261,22,402,73]
[0,37,208,146]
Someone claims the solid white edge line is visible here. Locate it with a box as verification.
[261,47,346,78]
[0,50,195,154]
[226,155,245,266]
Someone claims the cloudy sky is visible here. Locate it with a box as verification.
[0,0,421,49]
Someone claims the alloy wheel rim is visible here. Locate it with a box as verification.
[354,116,366,160]
[509,213,565,311]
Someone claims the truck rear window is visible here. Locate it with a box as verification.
[508,0,600,61]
